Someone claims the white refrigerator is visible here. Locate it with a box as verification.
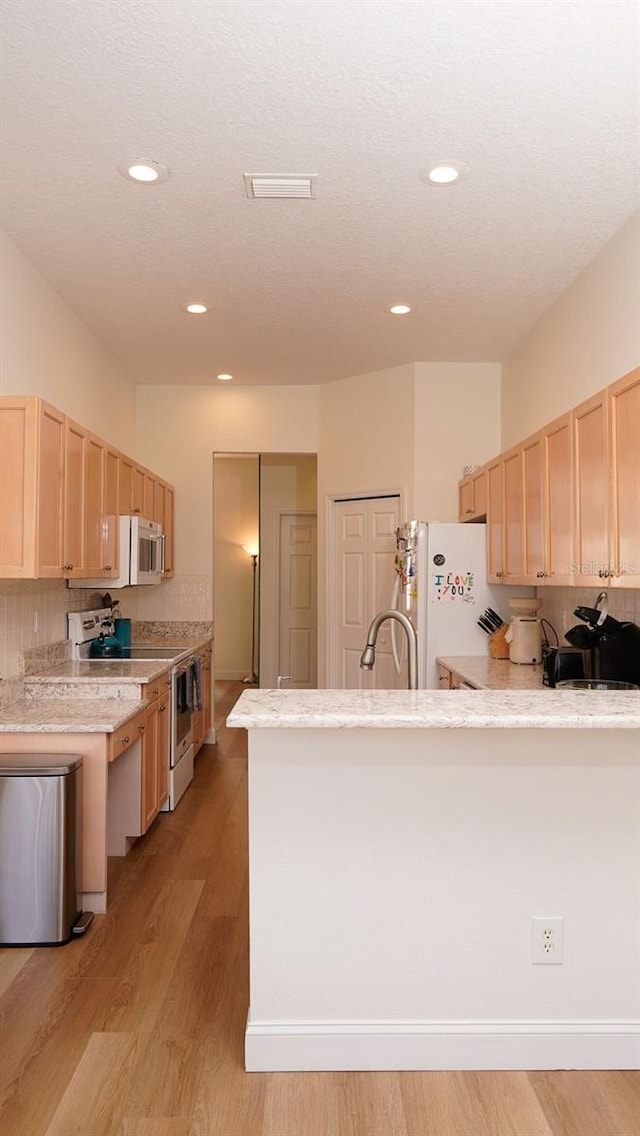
[391,521,531,689]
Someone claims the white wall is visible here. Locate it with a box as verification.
[414,362,502,521]
[134,385,320,630]
[0,230,136,451]
[0,229,139,679]
[502,210,640,447]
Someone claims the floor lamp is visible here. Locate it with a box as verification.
[243,546,259,685]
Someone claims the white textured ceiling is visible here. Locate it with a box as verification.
[1,0,638,386]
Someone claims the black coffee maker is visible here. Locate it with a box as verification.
[565,593,640,686]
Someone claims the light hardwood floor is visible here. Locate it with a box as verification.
[1,681,638,1135]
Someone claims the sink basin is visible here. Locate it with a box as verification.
[556,678,639,690]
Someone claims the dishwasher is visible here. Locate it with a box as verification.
[0,754,93,945]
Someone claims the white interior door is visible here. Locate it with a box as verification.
[278,512,317,689]
[332,496,403,689]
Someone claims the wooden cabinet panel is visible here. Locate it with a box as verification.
[163,485,175,575]
[156,691,170,809]
[544,413,573,586]
[143,471,157,521]
[103,446,120,575]
[84,433,105,576]
[37,402,66,577]
[573,391,610,587]
[486,458,504,581]
[63,418,87,576]
[522,433,545,581]
[118,454,134,514]
[502,448,524,580]
[141,684,171,830]
[141,702,159,832]
[0,399,39,576]
[458,478,474,521]
[472,469,487,519]
[458,469,487,523]
[154,479,166,529]
[107,707,147,762]
[609,366,640,587]
[132,465,145,515]
[1,396,175,581]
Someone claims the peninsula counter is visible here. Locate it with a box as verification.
[229,688,640,1072]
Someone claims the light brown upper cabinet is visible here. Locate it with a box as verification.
[62,417,90,577]
[143,471,157,522]
[486,457,504,581]
[572,389,610,588]
[0,398,62,577]
[458,468,487,522]
[502,446,524,581]
[162,484,175,576]
[519,414,574,587]
[85,434,120,579]
[154,480,175,575]
[0,395,174,581]
[543,412,574,586]
[608,366,640,588]
[460,365,639,588]
[522,432,545,582]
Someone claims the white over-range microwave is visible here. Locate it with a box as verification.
[68,516,164,589]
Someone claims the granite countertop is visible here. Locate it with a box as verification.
[23,634,213,693]
[0,679,148,733]
[437,656,545,690]
[228,688,640,730]
[1,629,213,732]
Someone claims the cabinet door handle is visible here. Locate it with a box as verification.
[138,722,145,732]
[120,735,130,745]
[152,687,159,696]
[465,508,473,514]
[159,705,166,712]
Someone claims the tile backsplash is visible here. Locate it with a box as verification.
[0,573,212,680]
[0,579,139,680]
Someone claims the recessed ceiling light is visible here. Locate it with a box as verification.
[183,303,209,314]
[388,304,412,315]
[217,373,233,381]
[117,159,169,184]
[419,161,469,186]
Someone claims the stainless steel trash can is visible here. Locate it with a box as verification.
[0,754,83,945]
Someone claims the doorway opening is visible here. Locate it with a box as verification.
[213,453,317,689]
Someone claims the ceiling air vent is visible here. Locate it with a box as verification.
[243,173,317,199]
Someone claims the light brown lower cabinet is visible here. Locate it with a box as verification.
[141,689,170,830]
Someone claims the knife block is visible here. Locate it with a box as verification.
[488,624,510,659]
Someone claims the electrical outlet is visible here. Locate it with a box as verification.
[532,916,564,965]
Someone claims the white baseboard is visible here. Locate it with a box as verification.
[245,1017,640,1072]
